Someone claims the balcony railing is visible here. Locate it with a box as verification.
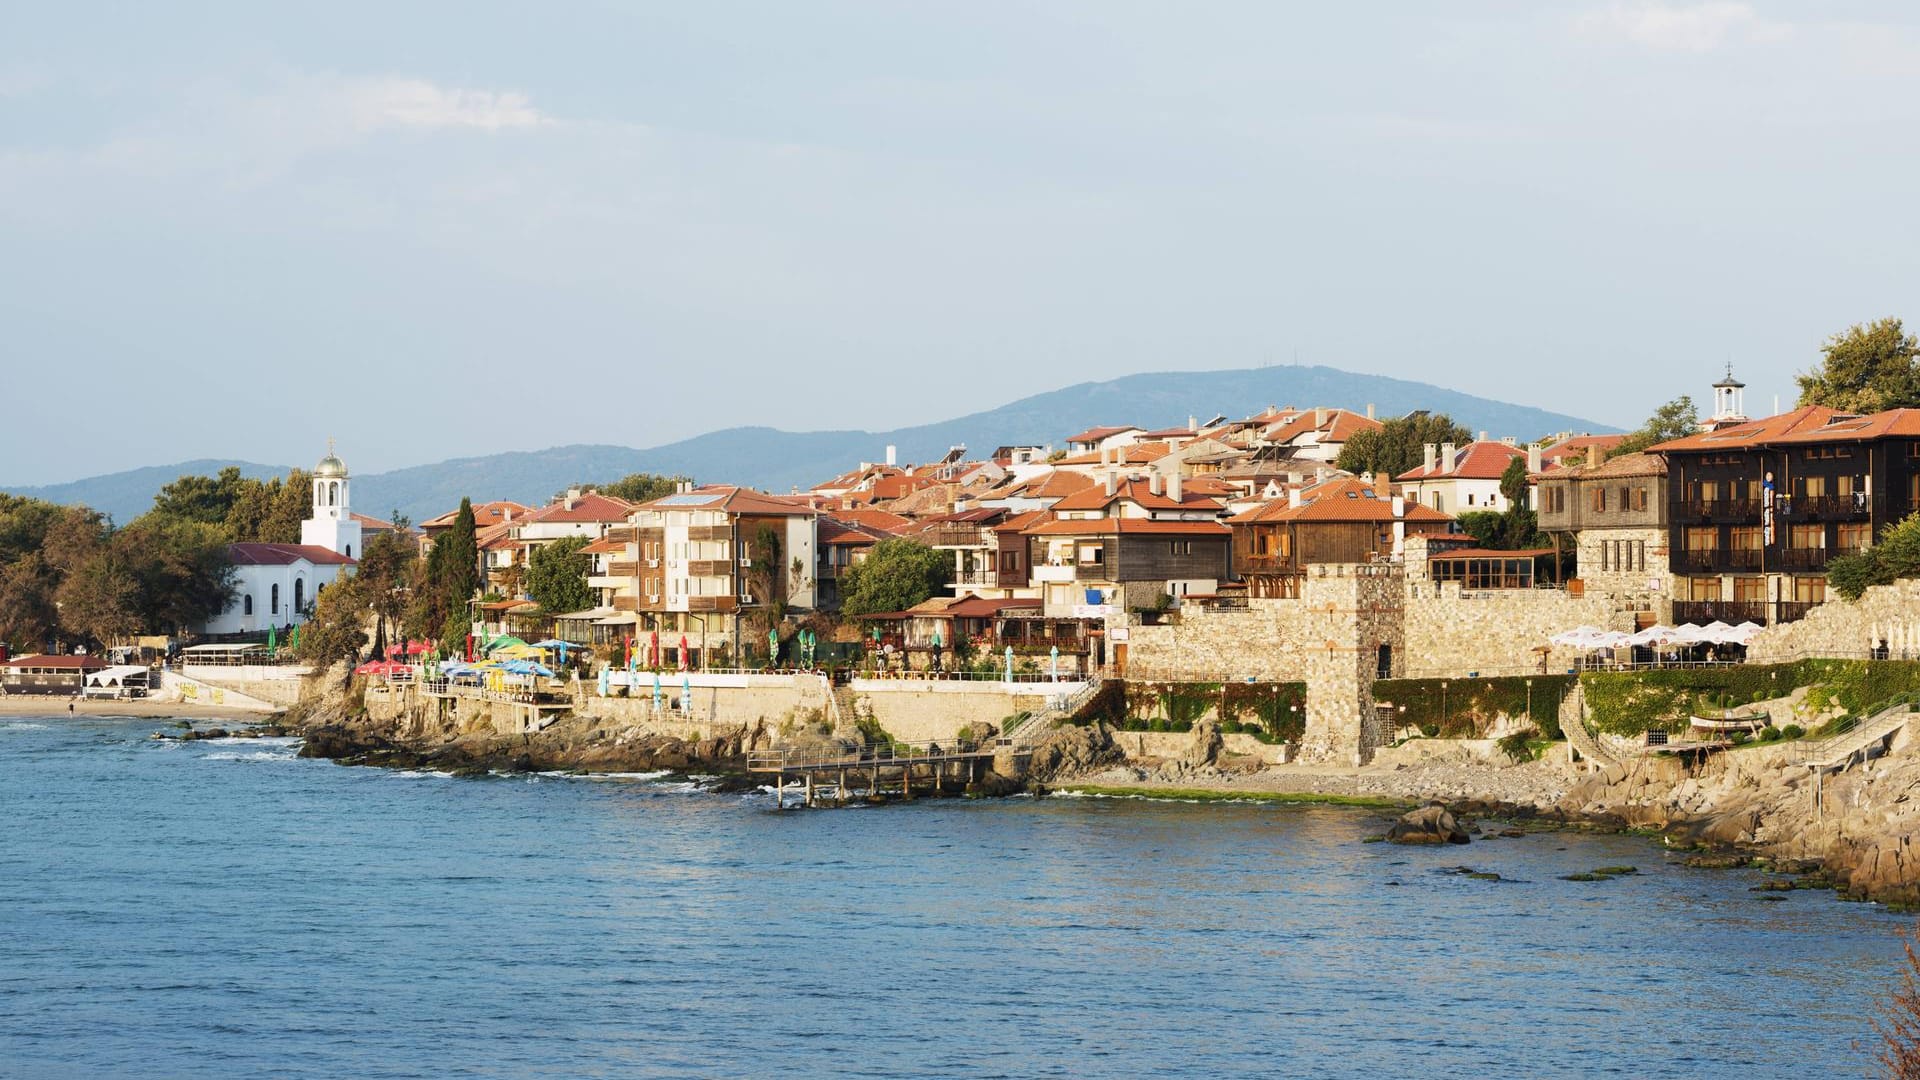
[1797,494,1871,519]
[926,528,990,548]
[1780,547,1829,570]
[1075,562,1111,582]
[952,569,999,586]
[1683,499,1762,522]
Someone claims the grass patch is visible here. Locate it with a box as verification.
[1057,784,1408,809]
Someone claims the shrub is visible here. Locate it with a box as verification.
[1782,724,1806,739]
[1496,726,1541,763]
[1372,675,1571,739]
[1758,726,1783,742]
[1729,730,1752,745]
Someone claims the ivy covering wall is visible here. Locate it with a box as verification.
[1371,675,1571,740]
[1578,659,1920,735]
[1080,680,1308,742]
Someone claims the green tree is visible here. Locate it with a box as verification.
[297,572,371,674]
[152,466,251,525]
[0,553,59,650]
[526,536,593,613]
[118,516,237,634]
[1614,395,1700,454]
[56,549,142,647]
[1798,317,1920,413]
[838,539,952,615]
[591,473,689,504]
[257,470,313,544]
[1334,413,1473,479]
[1828,511,1920,601]
[409,498,481,649]
[354,529,418,647]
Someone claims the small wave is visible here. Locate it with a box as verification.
[203,749,299,762]
[0,722,49,731]
[392,770,454,780]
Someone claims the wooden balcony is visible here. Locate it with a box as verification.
[687,525,731,542]
[687,559,737,577]
[1781,547,1830,570]
[1682,499,1762,523]
[608,560,640,578]
[687,596,740,614]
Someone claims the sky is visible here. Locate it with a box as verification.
[4,1,1918,484]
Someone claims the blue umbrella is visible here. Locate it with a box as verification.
[1005,645,1014,682]
[681,673,692,716]
[652,672,663,714]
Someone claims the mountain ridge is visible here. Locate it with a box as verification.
[4,364,1620,523]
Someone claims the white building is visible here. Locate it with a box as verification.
[1395,438,1528,515]
[200,446,360,636]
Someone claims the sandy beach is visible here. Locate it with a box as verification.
[0,696,280,721]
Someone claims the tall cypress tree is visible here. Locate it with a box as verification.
[433,498,482,652]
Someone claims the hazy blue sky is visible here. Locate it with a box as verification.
[4,2,1918,483]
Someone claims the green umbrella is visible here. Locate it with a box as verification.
[768,628,779,664]
[267,624,277,660]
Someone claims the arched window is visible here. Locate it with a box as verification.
[271,584,280,615]
[243,594,254,616]
[345,544,352,558]
[294,579,305,613]
[328,483,338,507]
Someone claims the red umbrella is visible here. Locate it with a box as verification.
[678,635,690,671]
[354,659,410,676]
[649,630,659,668]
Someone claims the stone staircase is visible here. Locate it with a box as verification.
[1797,697,1918,773]
[1559,681,1621,771]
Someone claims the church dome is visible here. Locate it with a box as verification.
[314,448,349,478]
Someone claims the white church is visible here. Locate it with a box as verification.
[199,445,362,636]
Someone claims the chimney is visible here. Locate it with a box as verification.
[1104,471,1119,497]
[886,445,897,467]
[1373,471,1390,498]
[1424,444,1438,473]
[565,487,581,510]
[1315,407,1329,427]
[1591,444,1608,468]
[1168,472,1182,502]
[1391,495,1405,519]
[1439,442,1456,473]
[1366,403,1376,421]
[1478,431,1488,442]
[1288,486,1304,509]
[1527,444,1542,475]
[1188,415,1198,432]
[1149,472,1164,496]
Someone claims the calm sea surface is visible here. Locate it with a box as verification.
[0,715,1908,1078]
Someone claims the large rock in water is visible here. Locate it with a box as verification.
[1387,802,1472,845]
[1026,722,1122,781]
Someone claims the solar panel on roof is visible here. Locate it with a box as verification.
[654,494,722,506]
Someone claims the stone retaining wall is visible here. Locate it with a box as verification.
[1745,580,1918,663]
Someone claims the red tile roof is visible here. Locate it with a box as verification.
[2,654,108,670]
[1064,425,1143,444]
[1228,478,1452,525]
[1048,477,1224,514]
[818,517,892,545]
[1261,408,1382,446]
[421,501,529,530]
[524,492,637,524]
[1002,471,1096,500]
[1427,547,1555,560]
[827,508,915,534]
[1395,441,1527,481]
[635,485,818,517]
[227,542,356,566]
[579,536,626,555]
[1053,442,1174,467]
[1021,518,1230,537]
[1647,405,1854,452]
[1759,407,1920,445]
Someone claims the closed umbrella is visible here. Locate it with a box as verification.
[1005,645,1014,682]
[681,673,692,716]
[649,630,659,669]
[768,628,779,666]
[267,624,277,661]
[679,636,690,671]
[597,667,609,697]
[1050,644,1060,682]
[653,671,663,714]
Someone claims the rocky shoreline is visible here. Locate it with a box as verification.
[250,687,1920,909]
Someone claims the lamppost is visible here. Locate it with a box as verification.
[1441,680,1450,733]
[1526,679,1534,730]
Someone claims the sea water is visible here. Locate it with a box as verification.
[0,716,1905,1078]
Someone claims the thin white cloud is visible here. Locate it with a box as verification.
[345,77,546,132]
[1574,2,1791,53]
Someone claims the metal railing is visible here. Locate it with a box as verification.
[748,737,988,771]
[1792,693,1920,767]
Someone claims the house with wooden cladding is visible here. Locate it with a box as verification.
[1531,449,1671,609]
[1651,403,1920,626]
[1227,476,1449,598]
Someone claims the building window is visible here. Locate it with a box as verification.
[1688,576,1722,601]
[1590,488,1607,512]
[243,594,254,616]
[1078,545,1104,565]
[294,579,305,612]
[1838,522,1872,553]
[1734,576,1765,602]
[1730,526,1762,551]
[1684,526,1718,552]
[271,584,280,615]
[1170,540,1193,556]
[1790,524,1825,550]
[1430,493,1444,513]
[1629,486,1648,512]
[1795,577,1827,604]
[1797,475,1827,498]
[1466,492,1475,506]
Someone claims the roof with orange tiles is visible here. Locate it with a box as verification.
[818,517,893,546]
[1052,442,1174,467]
[475,522,518,551]
[1261,408,1382,446]
[523,492,637,524]
[1426,547,1556,560]
[635,485,819,517]
[1227,478,1452,525]
[1064,425,1145,444]
[992,509,1051,534]
[1648,404,1857,452]
[1021,517,1231,537]
[1761,407,1920,445]
[2,654,108,671]
[579,536,626,556]
[998,471,1097,500]
[826,508,916,534]
[420,500,531,531]
[1531,451,1667,482]
[1048,477,1225,514]
[1395,440,1527,482]
[1538,434,1626,465]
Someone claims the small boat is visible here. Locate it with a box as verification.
[1688,711,1771,733]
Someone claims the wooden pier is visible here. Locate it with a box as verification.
[748,738,1009,808]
